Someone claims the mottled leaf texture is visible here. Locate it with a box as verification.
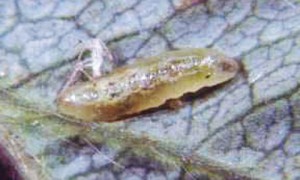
[0,0,300,180]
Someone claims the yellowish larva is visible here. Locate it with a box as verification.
[57,48,238,122]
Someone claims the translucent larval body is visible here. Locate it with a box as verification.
[57,49,238,122]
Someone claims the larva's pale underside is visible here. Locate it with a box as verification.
[57,49,238,122]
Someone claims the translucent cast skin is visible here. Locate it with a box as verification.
[57,49,239,122]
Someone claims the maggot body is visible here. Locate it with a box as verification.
[57,49,238,122]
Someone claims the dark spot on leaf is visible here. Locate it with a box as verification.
[205,73,211,79]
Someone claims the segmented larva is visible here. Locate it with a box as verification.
[57,49,238,122]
